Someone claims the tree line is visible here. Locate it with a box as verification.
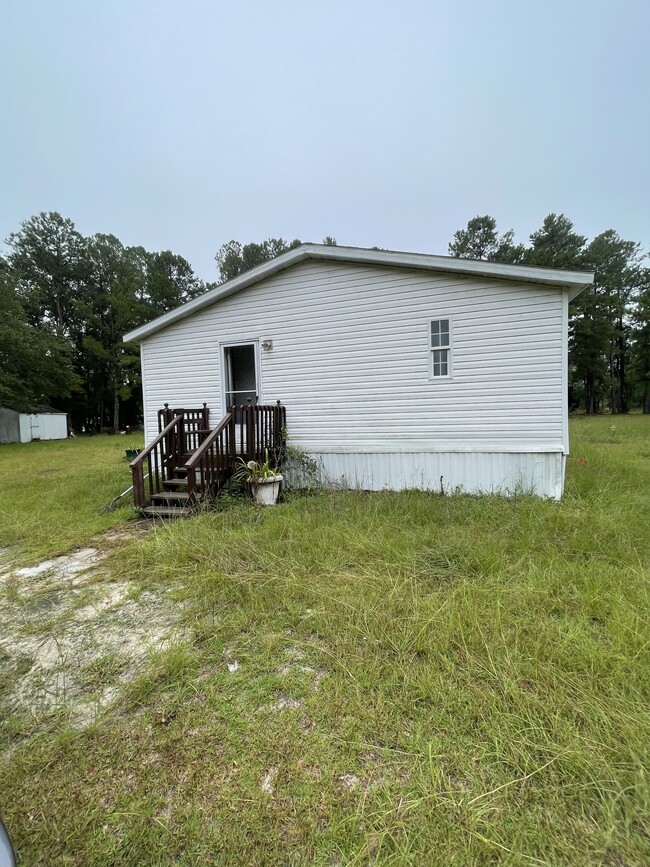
[1,211,648,431]
[1,213,210,431]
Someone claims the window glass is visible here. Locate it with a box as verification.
[430,319,451,376]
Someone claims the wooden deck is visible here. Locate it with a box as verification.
[130,402,286,517]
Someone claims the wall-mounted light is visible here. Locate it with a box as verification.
[261,340,273,351]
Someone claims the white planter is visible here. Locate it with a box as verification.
[252,474,283,506]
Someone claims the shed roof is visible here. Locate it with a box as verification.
[123,243,594,344]
[27,406,67,415]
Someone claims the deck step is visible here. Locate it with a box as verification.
[151,491,197,504]
[141,505,192,519]
[163,478,190,489]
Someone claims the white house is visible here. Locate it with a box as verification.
[124,244,593,500]
[0,406,68,444]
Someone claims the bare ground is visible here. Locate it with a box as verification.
[0,527,187,735]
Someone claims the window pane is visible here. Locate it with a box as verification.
[431,319,450,348]
[432,348,449,376]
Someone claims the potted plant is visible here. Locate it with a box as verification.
[234,450,283,506]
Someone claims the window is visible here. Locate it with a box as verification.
[430,318,451,377]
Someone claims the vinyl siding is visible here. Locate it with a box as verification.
[141,259,566,454]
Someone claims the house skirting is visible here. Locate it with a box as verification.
[288,451,565,499]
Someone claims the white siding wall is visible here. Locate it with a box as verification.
[142,259,565,453]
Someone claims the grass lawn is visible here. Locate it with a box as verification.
[1,416,649,865]
[0,434,143,564]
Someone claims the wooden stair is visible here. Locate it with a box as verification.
[141,459,201,519]
[131,403,286,519]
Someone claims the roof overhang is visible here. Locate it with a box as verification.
[124,243,594,344]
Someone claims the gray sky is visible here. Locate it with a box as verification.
[2,0,649,280]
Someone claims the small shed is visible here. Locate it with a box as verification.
[0,407,68,444]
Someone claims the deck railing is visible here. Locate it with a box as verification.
[184,411,236,504]
[185,401,287,504]
[132,401,287,510]
[130,411,184,508]
[157,403,210,454]
[231,400,287,465]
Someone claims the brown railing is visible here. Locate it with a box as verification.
[185,401,287,505]
[230,401,287,464]
[184,411,236,504]
[133,401,287,511]
[130,411,184,508]
[157,403,210,454]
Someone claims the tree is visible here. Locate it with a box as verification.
[8,212,88,339]
[215,238,302,282]
[0,257,79,410]
[448,215,525,262]
[143,250,206,315]
[629,269,650,413]
[524,213,587,270]
[583,231,645,414]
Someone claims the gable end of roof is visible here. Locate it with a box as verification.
[124,243,594,343]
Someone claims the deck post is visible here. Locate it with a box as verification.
[245,399,255,462]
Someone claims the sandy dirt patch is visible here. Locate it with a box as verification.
[0,543,186,734]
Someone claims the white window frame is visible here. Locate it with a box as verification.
[429,317,453,379]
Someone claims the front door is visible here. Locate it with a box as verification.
[223,343,258,409]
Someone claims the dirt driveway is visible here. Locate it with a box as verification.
[0,528,187,735]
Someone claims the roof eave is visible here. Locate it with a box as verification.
[123,243,594,344]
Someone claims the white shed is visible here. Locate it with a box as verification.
[0,406,68,444]
[124,244,593,501]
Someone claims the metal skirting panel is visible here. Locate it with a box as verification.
[292,451,564,499]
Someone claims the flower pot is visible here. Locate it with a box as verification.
[125,448,142,461]
[252,474,283,506]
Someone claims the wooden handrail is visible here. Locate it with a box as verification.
[184,412,233,469]
[183,411,235,502]
[132,402,286,511]
[129,413,182,470]
[130,412,183,508]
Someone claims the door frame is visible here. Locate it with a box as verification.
[219,339,262,412]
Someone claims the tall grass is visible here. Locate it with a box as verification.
[0,434,142,562]
[1,416,649,864]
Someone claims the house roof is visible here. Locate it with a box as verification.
[123,243,594,344]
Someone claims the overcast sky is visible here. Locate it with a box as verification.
[1,0,648,280]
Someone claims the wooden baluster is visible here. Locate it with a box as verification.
[246,399,254,462]
[132,461,143,508]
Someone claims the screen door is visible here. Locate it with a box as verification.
[223,344,258,408]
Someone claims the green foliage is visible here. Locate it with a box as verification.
[232,450,282,487]
[448,214,525,262]
[215,237,302,283]
[524,212,587,269]
[0,258,80,410]
[3,213,208,430]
